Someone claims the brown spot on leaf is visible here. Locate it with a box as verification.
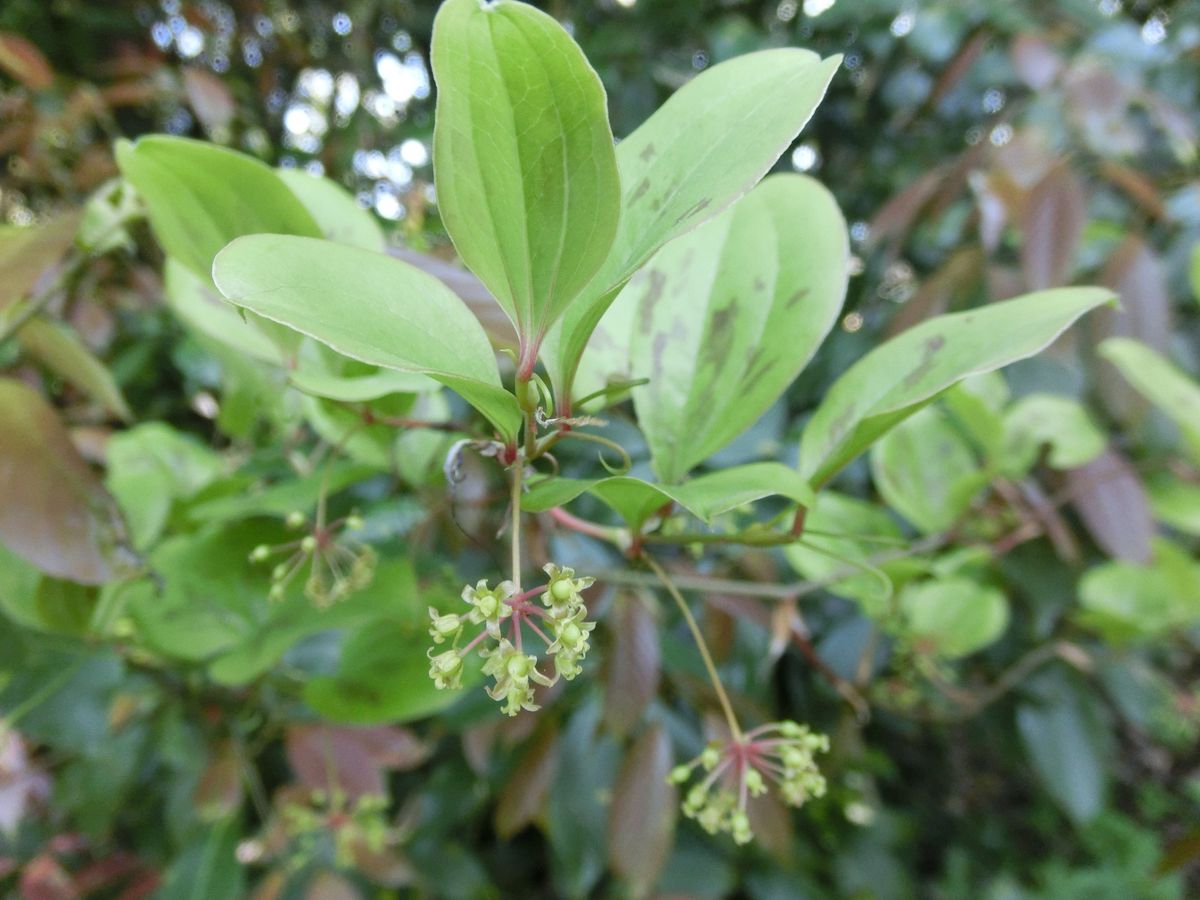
[639,143,657,162]
[673,197,711,227]
[631,177,651,203]
[638,270,667,334]
[902,334,946,389]
[702,305,736,368]
[785,288,810,311]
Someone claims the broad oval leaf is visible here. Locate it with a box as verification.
[1099,337,1200,465]
[0,380,128,584]
[543,48,842,407]
[797,286,1115,487]
[115,135,322,277]
[521,462,814,530]
[898,576,1009,658]
[212,235,521,441]
[277,168,387,251]
[1002,393,1106,472]
[623,175,847,482]
[431,0,621,344]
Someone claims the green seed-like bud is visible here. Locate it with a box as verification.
[345,515,365,531]
[300,535,317,553]
[701,745,721,770]
[506,654,533,679]
[668,765,692,784]
[550,579,573,603]
[249,544,271,563]
[476,593,498,618]
[268,584,286,601]
[271,563,289,581]
[286,511,306,529]
[561,622,582,646]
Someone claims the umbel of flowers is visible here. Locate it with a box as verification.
[249,510,375,607]
[669,721,830,845]
[427,563,596,715]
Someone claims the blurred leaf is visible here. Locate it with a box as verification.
[17,317,131,421]
[1077,539,1200,641]
[0,31,53,90]
[604,592,660,736]
[192,740,243,823]
[521,462,813,529]
[389,247,516,350]
[494,726,559,839]
[1003,393,1106,472]
[286,724,429,800]
[1100,338,1200,465]
[870,405,985,533]
[0,379,128,584]
[278,168,386,252]
[156,817,244,900]
[797,287,1114,487]
[1011,34,1062,90]
[627,175,847,482]
[1146,474,1200,537]
[1066,448,1154,564]
[544,48,841,404]
[607,724,676,898]
[431,0,621,343]
[181,67,234,131]
[1017,670,1112,825]
[213,235,521,441]
[1021,164,1085,291]
[899,576,1009,658]
[0,214,79,311]
[116,135,322,278]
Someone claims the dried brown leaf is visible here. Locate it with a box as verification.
[0,32,53,91]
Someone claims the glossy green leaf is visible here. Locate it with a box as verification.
[17,317,132,421]
[797,287,1115,487]
[115,135,322,277]
[213,234,521,441]
[164,258,284,364]
[431,0,620,343]
[277,168,386,251]
[0,379,128,584]
[898,576,1009,658]
[624,175,847,482]
[870,406,987,534]
[543,48,841,406]
[1002,393,1106,472]
[520,462,813,529]
[1099,337,1200,465]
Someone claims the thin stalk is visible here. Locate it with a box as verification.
[510,455,524,591]
[643,553,743,742]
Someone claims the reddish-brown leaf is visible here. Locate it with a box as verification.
[182,67,235,131]
[0,380,128,584]
[0,214,80,311]
[285,725,429,801]
[1098,161,1166,221]
[0,33,54,91]
[1067,448,1153,564]
[304,871,361,900]
[193,740,244,822]
[19,854,78,900]
[607,725,676,898]
[604,591,661,736]
[494,726,559,839]
[1021,164,1086,291]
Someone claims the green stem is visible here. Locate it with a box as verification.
[642,553,743,742]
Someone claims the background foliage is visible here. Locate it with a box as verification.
[1,0,1198,897]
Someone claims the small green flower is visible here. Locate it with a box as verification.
[428,607,464,644]
[541,563,595,619]
[427,648,465,690]
[546,606,596,681]
[462,579,516,638]
[481,639,554,716]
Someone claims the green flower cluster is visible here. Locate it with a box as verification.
[426,564,596,716]
[669,721,829,845]
[249,511,375,607]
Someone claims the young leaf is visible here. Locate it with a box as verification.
[542,48,842,407]
[115,135,322,277]
[521,462,813,530]
[431,0,621,347]
[212,235,521,441]
[1099,337,1200,465]
[627,175,847,482]
[797,286,1116,487]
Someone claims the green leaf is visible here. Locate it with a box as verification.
[156,817,244,900]
[277,168,387,251]
[164,258,285,365]
[1190,243,1200,305]
[797,287,1115,487]
[1017,670,1112,825]
[17,317,132,421]
[212,234,521,441]
[1002,393,1107,472]
[1147,473,1200,537]
[870,406,987,534]
[520,462,813,529]
[898,576,1009,658]
[542,48,841,406]
[431,0,620,343]
[1099,337,1200,465]
[1077,539,1200,642]
[115,135,322,277]
[0,379,128,584]
[623,175,847,482]
[784,492,907,615]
